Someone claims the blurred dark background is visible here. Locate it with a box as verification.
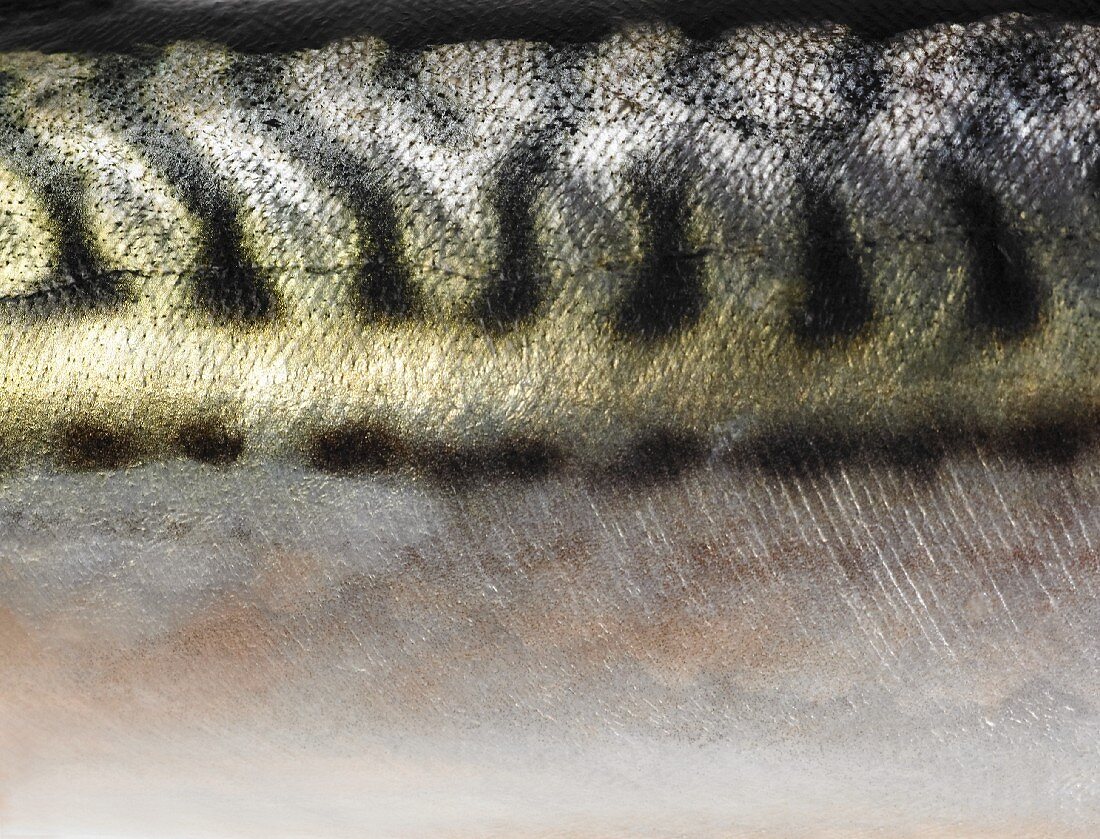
[0,0,1096,52]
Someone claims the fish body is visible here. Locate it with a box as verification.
[0,8,1098,839]
[0,14,1093,470]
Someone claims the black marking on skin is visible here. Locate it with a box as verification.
[472,44,599,329]
[1003,417,1095,468]
[957,28,1068,145]
[739,427,963,482]
[0,74,130,315]
[539,43,596,136]
[474,142,551,330]
[737,415,1098,480]
[989,26,1068,112]
[832,35,889,123]
[616,163,707,340]
[93,54,276,324]
[665,40,761,139]
[1091,154,1100,208]
[374,47,466,143]
[0,185,130,314]
[792,178,872,347]
[945,165,1043,339]
[353,188,420,321]
[306,422,408,474]
[174,421,244,466]
[58,422,147,471]
[48,418,1097,480]
[874,434,953,481]
[748,431,861,478]
[606,429,708,484]
[246,42,595,331]
[309,422,561,482]
[230,56,420,322]
[418,438,562,483]
[941,29,1054,341]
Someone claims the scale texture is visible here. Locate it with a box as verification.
[0,7,1098,838]
[0,14,1094,470]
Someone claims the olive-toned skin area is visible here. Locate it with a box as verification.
[0,15,1093,470]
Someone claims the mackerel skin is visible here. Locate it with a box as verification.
[0,14,1093,470]
[1,10,1100,839]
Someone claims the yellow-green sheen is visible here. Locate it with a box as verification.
[0,14,1094,469]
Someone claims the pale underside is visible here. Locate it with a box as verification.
[2,448,1098,837]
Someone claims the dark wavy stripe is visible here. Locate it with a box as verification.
[234,45,599,333]
[0,74,130,315]
[792,178,872,347]
[0,19,1083,341]
[474,44,596,330]
[949,168,1043,339]
[93,53,277,324]
[230,54,422,323]
[615,159,708,340]
[474,141,552,330]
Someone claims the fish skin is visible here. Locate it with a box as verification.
[2,452,1099,837]
[0,14,1094,471]
[0,6,1098,839]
